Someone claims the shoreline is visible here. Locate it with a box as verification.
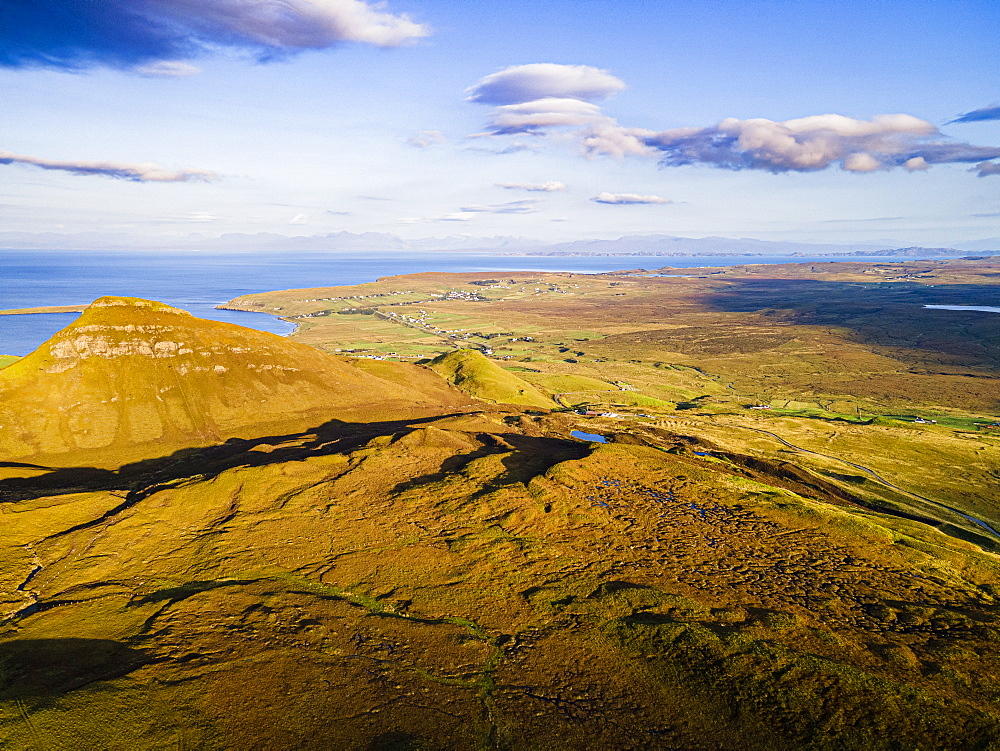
[0,305,86,316]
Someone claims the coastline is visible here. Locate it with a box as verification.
[215,303,300,336]
[0,305,86,316]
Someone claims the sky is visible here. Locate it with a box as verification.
[1,0,999,247]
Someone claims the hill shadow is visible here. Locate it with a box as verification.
[0,415,465,509]
[0,416,592,535]
[701,277,1000,372]
[389,433,590,497]
[0,638,150,699]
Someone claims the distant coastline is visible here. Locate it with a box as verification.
[0,305,86,316]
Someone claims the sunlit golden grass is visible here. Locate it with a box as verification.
[3,260,1000,748]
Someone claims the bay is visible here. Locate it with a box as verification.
[0,249,905,356]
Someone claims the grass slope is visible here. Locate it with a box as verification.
[1,413,999,749]
[428,349,554,408]
[2,275,1000,748]
[0,296,469,465]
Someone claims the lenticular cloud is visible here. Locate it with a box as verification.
[467,64,626,106]
[0,0,429,71]
[0,149,218,183]
[468,64,630,139]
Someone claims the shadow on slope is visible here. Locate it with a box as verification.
[0,415,468,505]
[0,639,149,700]
[701,278,1000,372]
[0,416,593,524]
[390,432,590,496]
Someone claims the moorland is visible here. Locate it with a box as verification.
[0,257,999,749]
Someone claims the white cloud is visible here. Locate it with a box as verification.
[5,0,430,73]
[464,69,1000,177]
[460,199,540,214]
[153,0,429,50]
[467,63,626,106]
[134,61,201,77]
[397,213,473,224]
[0,149,218,182]
[495,181,567,192]
[592,192,672,205]
[580,125,658,158]
[647,114,1000,173]
[289,213,310,224]
[407,130,447,148]
[174,211,216,222]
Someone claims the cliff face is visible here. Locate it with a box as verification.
[0,297,467,463]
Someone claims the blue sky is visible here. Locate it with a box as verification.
[1,0,998,246]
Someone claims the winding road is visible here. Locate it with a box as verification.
[714,420,1000,541]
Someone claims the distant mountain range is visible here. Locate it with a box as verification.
[1,230,996,257]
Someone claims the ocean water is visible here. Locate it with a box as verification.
[0,249,901,356]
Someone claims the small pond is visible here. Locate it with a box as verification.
[570,430,607,443]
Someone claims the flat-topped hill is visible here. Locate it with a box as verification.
[0,296,469,464]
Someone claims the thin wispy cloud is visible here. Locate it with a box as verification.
[496,181,566,192]
[460,200,540,214]
[135,61,201,78]
[592,192,671,205]
[0,0,429,72]
[465,142,538,155]
[948,105,1000,125]
[173,211,217,222]
[407,130,447,148]
[0,149,218,183]
[289,213,310,224]
[397,213,472,224]
[821,216,906,223]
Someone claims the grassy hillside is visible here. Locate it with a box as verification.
[0,296,469,465]
[2,410,999,749]
[2,278,1000,748]
[428,349,554,408]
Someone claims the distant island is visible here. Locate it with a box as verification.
[2,229,995,258]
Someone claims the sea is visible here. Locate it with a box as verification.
[0,249,907,356]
